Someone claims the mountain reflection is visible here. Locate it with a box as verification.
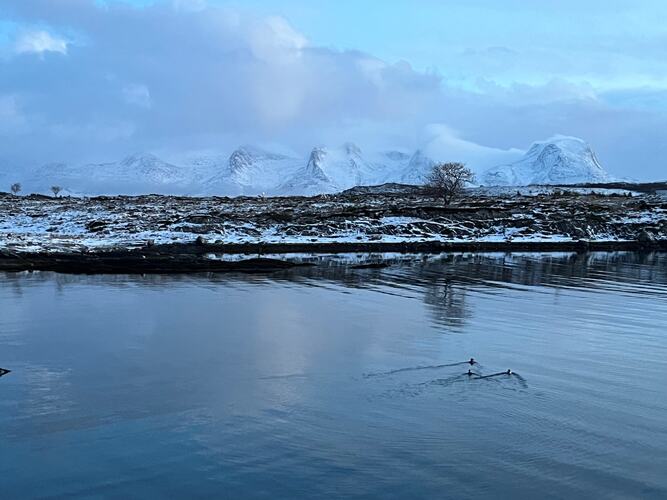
[2,252,666,332]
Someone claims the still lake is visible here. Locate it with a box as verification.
[1,252,666,499]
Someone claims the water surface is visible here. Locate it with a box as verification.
[1,252,666,499]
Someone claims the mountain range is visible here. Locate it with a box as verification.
[3,136,612,196]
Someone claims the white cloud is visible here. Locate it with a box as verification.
[0,1,444,160]
[14,30,68,55]
[421,124,524,173]
[248,15,308,62]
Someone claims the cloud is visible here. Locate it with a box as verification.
[0,0,665,180]
[421,124,523,173]
[14,29,68,55]
[0,0,445,163]
[248,15,308,62]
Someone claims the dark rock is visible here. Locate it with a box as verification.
[572,226,590,239]
[638,230,655,243]
[86,220,108,232]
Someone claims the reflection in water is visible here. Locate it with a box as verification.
[422,279,470,329]
[1,251,667,499]
[4,251,667,330]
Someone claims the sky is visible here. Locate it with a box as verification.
[1,0,666,179]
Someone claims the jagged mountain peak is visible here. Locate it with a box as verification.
[279,144,370,196]
[400,149,435,184]
[204,145,302,195]
[409,149,431,164]
[229,145,289,164]
[307,146,327,161]
[21,135,613,196]
[303,147,331,183]
[228,148,256,174]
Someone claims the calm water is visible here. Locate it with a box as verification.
[1,252,666,499]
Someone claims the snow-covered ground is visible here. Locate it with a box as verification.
[1,188,664,254]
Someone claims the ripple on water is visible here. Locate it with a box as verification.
[1,251,666,498]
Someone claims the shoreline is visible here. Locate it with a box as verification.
[2,187,666,273]
[2,239,665,274]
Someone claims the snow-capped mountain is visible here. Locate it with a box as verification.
[400,150,435,184]
[116,154,185,182]
[279,147,334,195]
[204,146,302,195]
[89,153,190,188]
[30,162,79,182]
[24,154,195,195]
[12,135,613,196]
[279,143,390,195]
[481,136,611,186]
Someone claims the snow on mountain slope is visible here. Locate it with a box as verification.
[12,144,431,196]
[30,162,78,181]
[370,150,412,184]
[170,152,224,184]
[400,150,435,185]
[16,135,613,196]
[204,146,302,195]
[25,162,85,194]
[482,136,611,186]
[278,147,337,195]
[26,154,196,195]
[90,153,188,185]
[279,143,387,195]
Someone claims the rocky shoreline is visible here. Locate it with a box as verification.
[1,185,666,273]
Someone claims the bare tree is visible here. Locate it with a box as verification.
[51,186,62,197]
[10,183,21,196]
[424,162,475,205]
